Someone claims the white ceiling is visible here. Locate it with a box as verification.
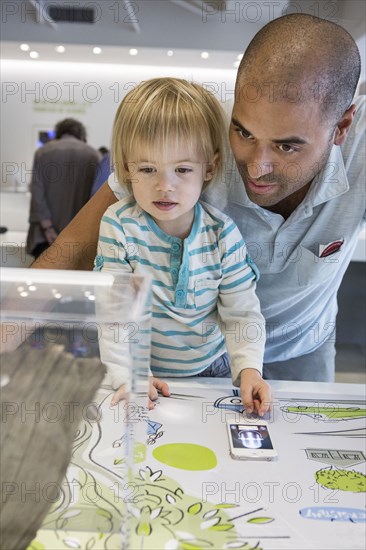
[1,0,365,69]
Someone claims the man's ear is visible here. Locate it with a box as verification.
[204,152,220,181]
[333,104,357,146]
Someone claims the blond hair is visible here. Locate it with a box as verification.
[111,77,227,190]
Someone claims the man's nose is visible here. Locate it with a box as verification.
[247,146,274,179]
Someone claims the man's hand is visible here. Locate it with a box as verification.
[240,368,273,417]
[148,376,170,409]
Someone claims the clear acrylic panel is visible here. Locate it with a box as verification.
[0,268,151,550]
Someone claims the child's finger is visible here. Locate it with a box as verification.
[111,384,127,406]
[149,380,158,402]
[240,385,255,414]
[152,377,171,397]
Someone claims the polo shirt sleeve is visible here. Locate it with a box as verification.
[217,219,266,386]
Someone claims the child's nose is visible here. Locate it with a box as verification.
[156,174,174,192]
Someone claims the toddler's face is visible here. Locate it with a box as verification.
[128,142,215,239]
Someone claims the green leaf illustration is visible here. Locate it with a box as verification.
[209,523,234,531]
[247,517,274,524]
[188,502,203,515]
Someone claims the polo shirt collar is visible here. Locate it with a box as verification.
[305,144,349,207]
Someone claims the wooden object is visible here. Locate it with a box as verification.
[0,342,105,550]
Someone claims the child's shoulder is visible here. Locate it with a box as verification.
[106,195,143,219]
[199,200,237,228]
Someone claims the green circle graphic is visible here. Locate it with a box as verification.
[152,443,217,470]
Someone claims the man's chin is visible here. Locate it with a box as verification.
[245,185,280,207]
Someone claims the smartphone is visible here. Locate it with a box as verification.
[227,419,278,460]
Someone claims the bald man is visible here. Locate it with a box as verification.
[32,14,365,384]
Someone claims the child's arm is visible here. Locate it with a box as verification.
[217,222,273,414]
[94,205,139,403]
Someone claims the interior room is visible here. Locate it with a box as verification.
[1,2,365,549]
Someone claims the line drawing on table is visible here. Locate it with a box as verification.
[305,449,366,468]
[280,404,366,422]
[28,391,137,549]
[128,466,283,549]
[295,427,366,438]
[214,391,245,414]
[28,389,293,550]
[147,420,164,445]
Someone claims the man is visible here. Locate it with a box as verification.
[27,118,101,258]
[32,14,364,390]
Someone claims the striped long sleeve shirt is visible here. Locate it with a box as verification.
[94,197,265,388]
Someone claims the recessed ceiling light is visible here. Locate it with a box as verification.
[201,52,209,59]
[93,47,102,54]
[20,44,30,51]
[237,53,243,60]
[233,60,240,68]
[29,51,39,59]
[167,50,174,57]
[129,48,138,56]
[55,45,65,53]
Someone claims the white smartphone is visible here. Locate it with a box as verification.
[227,419,278,460]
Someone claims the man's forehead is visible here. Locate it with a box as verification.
[234,77,321,105]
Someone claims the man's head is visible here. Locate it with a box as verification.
[230,14,361,212]
[55,118,87,142]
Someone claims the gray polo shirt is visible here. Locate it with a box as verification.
[108,96,365,362]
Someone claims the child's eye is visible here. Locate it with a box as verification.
[176,167,192,174]
[139,167,155,173]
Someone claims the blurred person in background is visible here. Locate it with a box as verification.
[90,150,112,197]
[27,118,101,258]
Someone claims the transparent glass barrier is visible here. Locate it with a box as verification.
[0,268,151,550]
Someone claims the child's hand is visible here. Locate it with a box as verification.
[239,369,273,417]
[148,376,171,409]
[111,384,128,406]
[110,377,170,409]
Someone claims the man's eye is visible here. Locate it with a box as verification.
[235,127,253,139]
[279,144,295,153]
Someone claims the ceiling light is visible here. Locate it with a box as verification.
[55,45,65,53]
[20,44,30,51]
[167,50,174,57]
[129,48,138,56]
[92,47,102,54]
[201,52,209,59]
[29,51,39,59]
[237,53,243,60]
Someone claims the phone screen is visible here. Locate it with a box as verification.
[229,424,274,450]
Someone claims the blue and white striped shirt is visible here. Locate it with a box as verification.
[95,199,265,387]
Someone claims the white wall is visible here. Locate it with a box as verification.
[1,59,237,193]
